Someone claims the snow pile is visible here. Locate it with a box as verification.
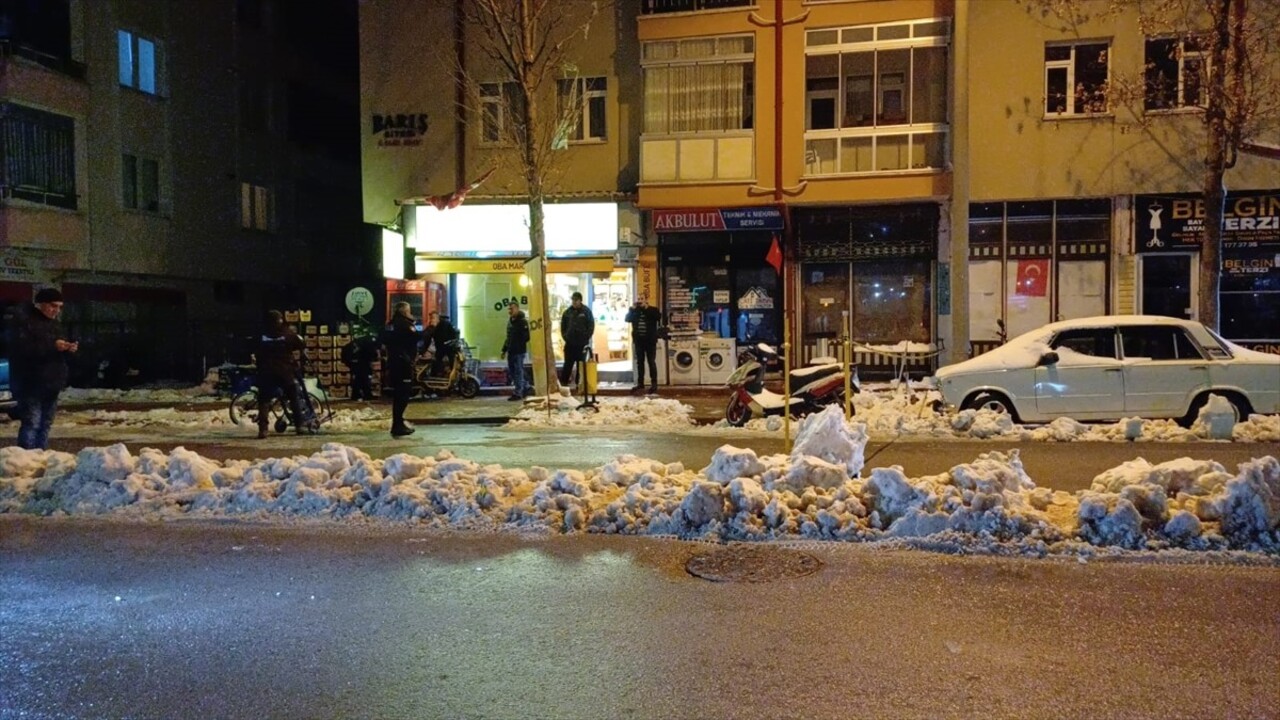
[54,406,387,431]
[3,417,1278,555]
[61,384,218,404]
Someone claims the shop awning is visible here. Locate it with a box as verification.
[415,256,616,275]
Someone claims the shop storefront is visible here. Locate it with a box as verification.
[1135,190,1280,354]
[795,204,939,366]
[656,207,785,347]
[405,201,638,373]
[967,199,1112,355]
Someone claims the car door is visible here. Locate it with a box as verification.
[1035,327,1126,419]
[1119,325,1210,416]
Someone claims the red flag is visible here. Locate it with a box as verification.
[426,167,496,210]
[765,235,783,275]
[1015,259,1049,297]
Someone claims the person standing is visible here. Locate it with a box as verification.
[6,288,78,449]
[382,302,419,436]
[500,302,530,401]
[254,310,309,438]
[558,291,595,387]
[625,296,663,395]
[340,332,379,401]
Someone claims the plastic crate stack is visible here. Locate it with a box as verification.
[290,315,381,401]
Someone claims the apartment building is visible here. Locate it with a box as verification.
[359,1,645,372]
[0,0,366,383]
[963,0,1280,355]
[638,0,955,380]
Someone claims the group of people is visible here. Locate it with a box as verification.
[5,287,667,450]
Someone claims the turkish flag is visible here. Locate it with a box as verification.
[1015,259,1049,297]
[765,235,783,275]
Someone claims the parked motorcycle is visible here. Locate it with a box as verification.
[724,343,857,426]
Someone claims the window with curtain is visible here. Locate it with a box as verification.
[642,35,754,134]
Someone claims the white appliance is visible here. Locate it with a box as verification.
[667,337,701,385]
[654,339,669,385]
[699,337,737,384]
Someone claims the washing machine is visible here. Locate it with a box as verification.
[654,339,669,385]
[699,337,737,384]
[667,337,701,385]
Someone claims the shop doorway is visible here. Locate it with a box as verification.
[1139,253,1197,320]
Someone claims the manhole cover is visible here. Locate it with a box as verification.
[685,546,823,583]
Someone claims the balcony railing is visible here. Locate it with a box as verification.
[642,0,755,14]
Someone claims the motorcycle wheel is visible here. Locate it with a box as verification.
[725,396,753,427]
[457,375,480,399]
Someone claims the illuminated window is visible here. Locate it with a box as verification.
[241,182,274,231]
[118,30,161,95]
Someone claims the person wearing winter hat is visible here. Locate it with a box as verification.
[4,287,78,449]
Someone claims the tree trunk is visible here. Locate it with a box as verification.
[1197,0,1233,329]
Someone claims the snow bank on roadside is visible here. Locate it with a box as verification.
[4,406,1277,556]
[54,406,387,431]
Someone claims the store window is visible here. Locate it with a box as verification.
[662,233,779,346]
[968,199,1111,345]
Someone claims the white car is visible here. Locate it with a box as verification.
[935,316,1280,424]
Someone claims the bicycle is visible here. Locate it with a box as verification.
[227,372,332,433]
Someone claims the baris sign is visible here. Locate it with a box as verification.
[371,113,428,147]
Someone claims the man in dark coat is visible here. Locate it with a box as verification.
[500,302,530,400]
[558,291,595,387]
[425,310,459,377]
[340,333,379,401]
[381,301,419,436]
[254,310,308,438]
[625,296,663,394]
[6,287,78,449]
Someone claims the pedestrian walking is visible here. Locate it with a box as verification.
[340,332,379,401]
[500,302,530,401]
[625,296,663,394]
[558,291,594,387]
[382,301,419,436]
[5,288,78,449]
[254,310,309,438]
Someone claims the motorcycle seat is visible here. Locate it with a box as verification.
[753,387,805,410]
[788,363,842,385]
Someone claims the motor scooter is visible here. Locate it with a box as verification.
[723,343,857,426]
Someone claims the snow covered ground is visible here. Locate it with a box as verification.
[50,379,1280,443]
[3,406,1277,560]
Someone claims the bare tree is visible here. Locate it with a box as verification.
[1021,0,1280,327]
[456,0,604,396]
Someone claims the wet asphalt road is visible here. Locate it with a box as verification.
[43,421,1280,493]
[2,518,1278,720]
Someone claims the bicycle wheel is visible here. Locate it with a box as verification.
[229,391,260,426]
[283,392,324,432]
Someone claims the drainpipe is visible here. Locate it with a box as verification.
[454,0,466,191]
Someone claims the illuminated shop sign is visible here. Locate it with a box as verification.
[652,206,784,233]
[412,203,618,254]
[1136,190,1280,252]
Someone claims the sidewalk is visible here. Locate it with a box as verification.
[408,383,729,425]
[58,384,731,426]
